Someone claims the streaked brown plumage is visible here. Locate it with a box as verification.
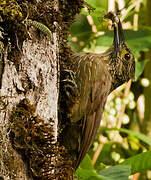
[59,12,135,171]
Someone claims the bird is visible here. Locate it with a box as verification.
[59,12,135,171]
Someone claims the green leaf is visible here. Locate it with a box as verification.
[135,60,148,81]
[86,0,108,10]
[79,154,94,170]
[121,151,151,174]
[101,127,151,146]
[98,165,131,180]
[124,29,151,58]
[70,14,92,40]
[69,14,93,52]
[76,165,131,180]
[75,169,109,180]
[76,155,131,180]
[95,32,113,47]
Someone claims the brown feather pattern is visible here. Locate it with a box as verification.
[59,14,135,171]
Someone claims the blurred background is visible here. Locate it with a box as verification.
[68,0,151,179]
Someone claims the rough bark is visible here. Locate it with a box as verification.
[0,27,58,179]
[0,0,85,179]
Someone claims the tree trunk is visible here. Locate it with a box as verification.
[0,26,58,180]
[0,0,84,179]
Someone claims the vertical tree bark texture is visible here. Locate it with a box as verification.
[0,28,58,179]
[0,0,84,179]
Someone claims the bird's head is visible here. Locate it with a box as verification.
[107,16,135,90]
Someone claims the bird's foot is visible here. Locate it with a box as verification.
[61,69,78,98]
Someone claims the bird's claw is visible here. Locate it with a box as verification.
[61,69,78,98]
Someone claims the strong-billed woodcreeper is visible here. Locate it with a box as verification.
[59,12,135,171]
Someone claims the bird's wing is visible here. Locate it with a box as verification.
[74,60,111,170]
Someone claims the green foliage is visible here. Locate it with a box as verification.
[76,155,131,180]
[76,151,151,179]
[68,14,92,52]
[98,165,131,180]
[76,167,131,180]
[135,60,148,81]
[75,127,151,179]
[79,154,94,170]
[70,15,92,39]
[121,151,151,174]
[76,169,104,180]
[86,0,108,10]
[85,0,107,27]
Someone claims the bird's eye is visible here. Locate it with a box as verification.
[124,53,131,60]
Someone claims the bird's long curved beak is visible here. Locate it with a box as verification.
[113,19,125,51]
[104,12,125,51]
